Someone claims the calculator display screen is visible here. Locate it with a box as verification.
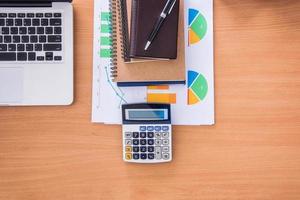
[126,109,168,121]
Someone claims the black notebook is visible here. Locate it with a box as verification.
[129,0,180,60]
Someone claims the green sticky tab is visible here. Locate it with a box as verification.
[101,12,110,21]
[100,49,111,58]
[100,37,111,45]
[101,24,110,33]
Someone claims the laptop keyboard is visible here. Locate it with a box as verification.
[0,12,63,62]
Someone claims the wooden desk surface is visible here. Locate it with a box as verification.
[1,0,300,199]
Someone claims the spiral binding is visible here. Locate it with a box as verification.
[109,0,118,78]
[119,0,130,62]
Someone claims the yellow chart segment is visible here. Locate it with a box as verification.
[188,28,201,45]
[188,88,200,105]
[147,93,177,104]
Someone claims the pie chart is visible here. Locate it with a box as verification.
[188,70,208,105]
[188,8,207,46]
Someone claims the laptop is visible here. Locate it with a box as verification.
[0,0,73,106]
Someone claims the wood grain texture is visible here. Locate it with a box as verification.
[1,0,300,199]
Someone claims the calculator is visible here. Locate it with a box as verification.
[122,103,172,163]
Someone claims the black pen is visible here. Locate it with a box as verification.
[144,0,177,51]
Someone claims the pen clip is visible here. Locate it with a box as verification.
[168,0,177,15]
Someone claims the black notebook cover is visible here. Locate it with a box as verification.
[129,0,179,59]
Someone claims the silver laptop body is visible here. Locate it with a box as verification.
[0,0,73,106]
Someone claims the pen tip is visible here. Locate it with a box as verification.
[144,41,151,51]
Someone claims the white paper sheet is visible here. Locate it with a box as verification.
[92,0,214,125]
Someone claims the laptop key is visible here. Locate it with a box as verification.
[4,36,11,43]
[27,13,34,18]
[50,18,61,26]
[0,36,2,43]
[21,36,29,43]
[26,44,33,51]
[17,52,27,61]
[39,35,46,43]
[19,27,27,34]
[17,44,25,51]
[2,27,9,34]
[32,19,40,26]
[54,56,62,61]
[28,27,35,34]
[36,13,43,18]
[54,13,62,17]
[0,44,7,51]
[8,44,16,51]
[6,19,13,26]
[37,56,44,61]
[0,19,4,26]
[30,35,38,43]
[15,19,22,26]
[10,27,18,34]
[28,52,36,61]
[41,19,48,26]
[0,53,16,61]
[44,44,61,51]
[45,13,52,18]
[17,13,25,18]
[35,44,42,51]
[46,52,53,61]
[8,13,16,18]
[54,27,62,34]
[13,36,20,43]
[48,35,61,43]
[0,13,7,18]
[46,27,53,34]
[37,27,44,34]
[24,19,31,26]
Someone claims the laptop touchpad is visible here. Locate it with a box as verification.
[0,67,23,104]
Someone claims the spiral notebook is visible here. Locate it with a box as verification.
[109,0,186,86]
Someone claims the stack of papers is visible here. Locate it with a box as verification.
[92,0,214,125]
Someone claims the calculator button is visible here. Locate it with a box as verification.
[125,153,132,160]
[148,146,154,152]
[125,146,132,152]
[162,126,169,131]
[140,132,146,138]
[162,146,169,152]
[147,132,154,138]
[141,153,147,160]
[154,126,161,132]
[140,126,146,131]
[133,153,139,160]
[133,146,139,152]
[147,126,154,131]
[133,132,139,138]
[147,139,154,145]
[155,132,161,138]
[162,132,169,138]
[148,153,155,160]
[133,139,139,145]
[140,139,147,145]
[125,139,132,145]
[162,139,169,145]
[155,147,161,159]
[140,146,147,152]
[125,132,132,138]
[162,153,170,160]
[155,139,162,146]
